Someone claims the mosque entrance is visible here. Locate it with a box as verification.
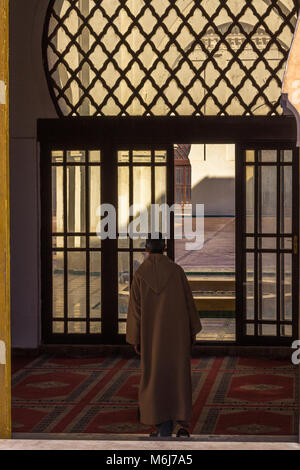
[38,116,299,347]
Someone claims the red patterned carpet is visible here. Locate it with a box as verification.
[11,355,298,435]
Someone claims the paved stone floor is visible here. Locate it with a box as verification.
[175,217,235,272]
[1,438,300,450]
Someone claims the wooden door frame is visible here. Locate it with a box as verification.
[37,115,299,345]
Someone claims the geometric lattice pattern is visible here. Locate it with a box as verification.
[44,0,298,117]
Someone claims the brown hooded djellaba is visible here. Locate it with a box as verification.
[126,253,202,426]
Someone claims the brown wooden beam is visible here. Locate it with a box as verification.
[37,116,297,146]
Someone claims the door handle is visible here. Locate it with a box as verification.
[293,235,298,255]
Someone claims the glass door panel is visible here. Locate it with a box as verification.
[239,146,299,344]
[49,149,102,341]
[174,144,236,342]
[117,147,171,336]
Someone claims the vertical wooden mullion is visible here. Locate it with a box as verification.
[100,157,103,335]
[151,149,155,235]
[254,150,259,337]
[276,150,281,338]
[115,153,119,336]
[293,147,300,340]
[63,150,68,335]
[68,166,75,241]
[100,146,106,340]
[151,148,155,204]
[295,147,300,447]
[258,160,263,336]
[129,150,133,286]
[45,149,54,343]
[101,142,118,342]
[167,144,175,260]
[280,158,286,334]
[235,143,244,343]
[86,151,90,334]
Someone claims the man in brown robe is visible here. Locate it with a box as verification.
[126,234,202,437]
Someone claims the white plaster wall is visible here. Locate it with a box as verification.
[10,0,56,347]
[189,144,235,216]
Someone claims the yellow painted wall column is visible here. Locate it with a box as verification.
[0,0,11,439]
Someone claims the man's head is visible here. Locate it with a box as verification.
[145,232,166,254]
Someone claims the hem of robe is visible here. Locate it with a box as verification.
[140,412,193,426]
